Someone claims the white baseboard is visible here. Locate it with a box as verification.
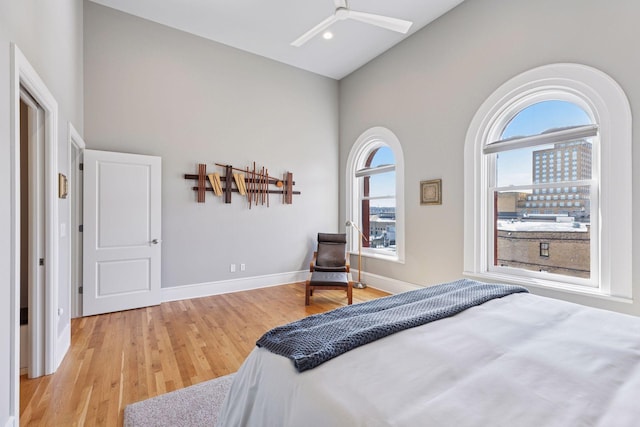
[161,270,422,304]
[5,416,17,427]
[162,270,309,302]
[356,270,422,295]
[55,322,71,370]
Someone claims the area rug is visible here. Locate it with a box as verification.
[123,373,235,427]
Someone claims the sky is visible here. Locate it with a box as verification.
[368,146,395,208]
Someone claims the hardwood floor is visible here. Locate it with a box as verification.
[19,283,388,426]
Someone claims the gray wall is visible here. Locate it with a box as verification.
[83,2,340,288]
[339,0,640,314]
[0,0,84,423]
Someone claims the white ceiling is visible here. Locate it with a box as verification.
[88,0,465,80]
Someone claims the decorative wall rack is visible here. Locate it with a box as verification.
[184,162,300,207]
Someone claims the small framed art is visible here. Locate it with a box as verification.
[420,179,441,205]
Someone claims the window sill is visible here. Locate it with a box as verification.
[463,271,633,304]
[349,250,405,265]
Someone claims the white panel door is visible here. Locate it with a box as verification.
[83,150,161,316]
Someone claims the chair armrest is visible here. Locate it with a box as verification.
[345,258,350,273]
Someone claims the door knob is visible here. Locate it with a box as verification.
[151,238,160,245]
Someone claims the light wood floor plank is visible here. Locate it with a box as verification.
[19,282,387,426]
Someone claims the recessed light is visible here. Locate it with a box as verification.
[322,31,333,40]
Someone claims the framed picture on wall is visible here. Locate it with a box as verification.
[420,179,441,205]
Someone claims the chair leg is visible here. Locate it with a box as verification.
[305,280,311,305]
[347,281,353,305]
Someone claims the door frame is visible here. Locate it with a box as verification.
[19,89,46,379]
[10,43,59,422]
[68,123,85,318]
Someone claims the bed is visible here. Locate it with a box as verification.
[216,279,640,426]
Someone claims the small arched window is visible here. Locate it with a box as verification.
[347,127,404,262]
[464,64,631,299]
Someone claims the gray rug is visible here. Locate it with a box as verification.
[124,373,235,427]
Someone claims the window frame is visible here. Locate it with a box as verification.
[488,122,599,289]
[464,63,632,300]
[346,127,405,263]
[540,242,550,258]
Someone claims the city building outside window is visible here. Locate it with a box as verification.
[464,64,631,299]
[346,127,404,262]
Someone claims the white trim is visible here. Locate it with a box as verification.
[5,417,17,427]
[484,124,598,154]
[357,270,421,295]
[68,123,85,150]
[350,249,404,264]
[464,63,632,300]
[161,271,309,302]
[359,269,634,310]
[67,123,85,319]
[161,269,421,302]
[492,180,592,193]
[355,164,395,177]
[346,126,405,263]
[8,56,19,427]
[19,89,46,379]
[10,43,60,425]
[464,271,632,304]
[55,322,71,368]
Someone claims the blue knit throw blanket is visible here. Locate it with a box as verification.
[256,279,528,372]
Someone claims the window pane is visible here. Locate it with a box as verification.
[359,143,397,255]
[502,100,592,140]
[496,138,592,187]
[496,143,554,187]
[367,171,395,198]
[369,146,395,168]
[495,188,590,279]
[367,198,396,253]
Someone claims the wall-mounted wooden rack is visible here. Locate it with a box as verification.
[184,162,300,207]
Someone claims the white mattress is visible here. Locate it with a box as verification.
[216,293,640,426]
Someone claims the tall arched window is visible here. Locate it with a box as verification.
[347,127,404,262]
[464,64,631,299]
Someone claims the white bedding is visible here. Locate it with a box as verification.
[216,293,640,426]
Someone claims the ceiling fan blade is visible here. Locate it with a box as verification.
[291,14,338,47]
[346,10,413,34]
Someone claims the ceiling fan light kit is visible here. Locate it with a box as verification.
[291,0,413,47]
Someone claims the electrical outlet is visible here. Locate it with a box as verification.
[230,264,236,273]
[240,263,246,271]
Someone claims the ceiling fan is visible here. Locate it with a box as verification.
[291,0,413,47]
